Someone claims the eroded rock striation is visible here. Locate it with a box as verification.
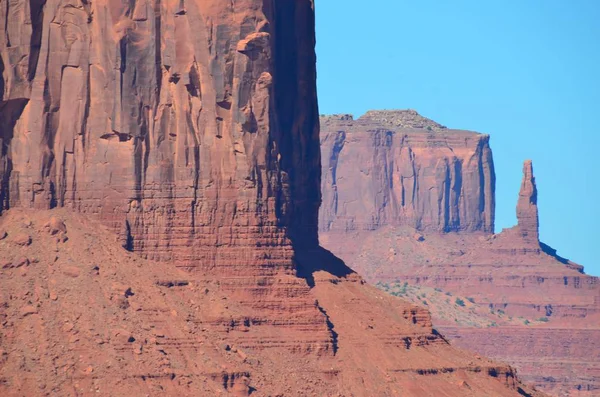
[320,111,495,233]
[0,0,331,365]
[0,2,542,396]
[1,0,320,274]
[320,115,600,396]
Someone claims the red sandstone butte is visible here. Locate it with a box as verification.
[320,112,599,396]
[320,111,495,234]
[0,2,541,397]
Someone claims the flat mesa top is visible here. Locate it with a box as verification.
[319,110,485,138]
[360,109,447,130]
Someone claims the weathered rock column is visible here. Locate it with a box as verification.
[0,0,321,275]
[516,160,539,242]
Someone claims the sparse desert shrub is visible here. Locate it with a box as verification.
[538,317,549,322]
[455,298,465,307]
[466,297,475,303]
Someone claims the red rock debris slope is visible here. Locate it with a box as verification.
[320,113,599,396]
[0,209,541,396]
[0,1,541,397]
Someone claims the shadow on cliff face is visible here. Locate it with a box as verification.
[293,244,356,288]
[540,241,584,273]
[540,242,569,264]
[0,99,29,211]
[265,0,346,290]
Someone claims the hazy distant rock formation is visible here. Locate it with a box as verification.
[320,117,600,396]
[320,111,495,233]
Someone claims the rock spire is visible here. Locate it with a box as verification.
[516,160,539,241]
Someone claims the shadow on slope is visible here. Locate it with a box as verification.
[293,244,355,287]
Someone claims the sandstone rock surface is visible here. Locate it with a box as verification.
[1,0,320,274]
[320,122,600,397]
[516,160,540,242]
[320,111,495,233]
[0,2,542,397]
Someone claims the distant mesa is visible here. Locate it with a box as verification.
[320,109,495,234]
[319,110,598,397]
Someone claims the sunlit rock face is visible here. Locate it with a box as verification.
[319,110,496,234]
[0,0,321,275]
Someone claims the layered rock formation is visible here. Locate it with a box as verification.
[320,115,600,396]
[1,208,549,396]
[320,111,495,233]
[0,0,329,365]
[0,2,544,396]
[0,0,320,274]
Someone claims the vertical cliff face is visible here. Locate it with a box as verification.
[516,160,539,242]
[320,111,495,233]
[0,0,320,274]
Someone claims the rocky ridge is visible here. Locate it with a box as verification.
[358,109,447,130]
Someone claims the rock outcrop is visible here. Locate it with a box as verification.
[320,121,600,396]
[516,160,540,242]
[320,111,495,233]
[0,0,331,363]
[0,0,320,275]
[0,2,543,397]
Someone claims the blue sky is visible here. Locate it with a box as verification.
[315,0,599,275]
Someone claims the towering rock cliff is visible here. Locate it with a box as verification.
[320,111,495,234]
[0,2,545,396]
[0,0,320,275]
[320,127,600,396]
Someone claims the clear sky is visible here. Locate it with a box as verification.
[315,0,599,275]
